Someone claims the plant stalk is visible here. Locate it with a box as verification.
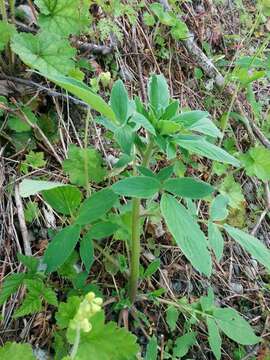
[0,0,8,22]
[128,138,154,303]
[70,326,80,359]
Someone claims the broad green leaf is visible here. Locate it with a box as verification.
[14,292,42,318]
[20,179,66,197]
[17,254,38,274]
[0,273,25,305]
[161,194,212,276]
[110,80,129,124]
[137,166,156,178]
[87,221,119,240]
[42,287,58,306]
[11,32,76,76]
[44,225,81,272]
[145,336,158,360]
[166,306,179,332]
[112,176,161,198]
[63,145,106,187]
[148,74,169,111]
[7,116,31,132]
[161,100,179,120]
[210,195,229,221]
[188,117,222,138]
[163,177,214,199]
[76,311,139,360]
[208,222,224,262]
[219,175,245,210]
[0,21,16,51]
[200,288,215,312]
[240,146,270,181]
[173,332,197,358]
[224,224,270,271]
[114,125,134,155]
[130,113,156,135]
[207,317,222,360]
[80,232,94,272]
[0,342,35,360]
[174,136,240,167]
[42,185,82,215]
[76,188,118,225]
[174,110,209,124]
[170,20,189,40]
[35,0,90,36]
[213,308,260,345]
[41,73,116,123]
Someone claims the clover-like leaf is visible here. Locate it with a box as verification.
[241,146,270,181]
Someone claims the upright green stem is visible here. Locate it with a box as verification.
[84,107,92,197]
[128,138,154,303]
[0,0,8,22]
[70,327,81,359]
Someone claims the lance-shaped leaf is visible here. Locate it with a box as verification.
[44,225,81,272]
[224,224,270,271]
[160,194,212,276]
[148,74,169,111]
[208,222,224,262]
[110,80,129,124]
[163,177,214,199]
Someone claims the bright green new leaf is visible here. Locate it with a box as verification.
[112,176,161,198]
[76,188,118,225]
[17,254,38,274]
[145,336,158,360]
[63,145,106,187]
[163,177,214,199]
[166,306,179,332]
[143,259,161,278]
[224,224,270,271]
[21,151,46,174]
[11,32,76,76]
[114,125,134,155]
[80,232,94,272]
[158,120,182,135]
[41,73,116,123]
[162,100,179,120]
[161,194,212,276]
[14,292,42,318]
[148,74,169,111]
[156,165,174,181]
[173,332,197,358]
[175,136,240,167]
[56,296,81,329]
[110,80,129,124]
[0,21,16,51]
[76,311,139,360]
[210,195,229,221]
[20,179,66,197]
[42,185,82,215]
[208,222,224,262]
[219,175,245,210]
[35,0,90,36]
[0,342,35,360]
[213,308,261,345]
[187,117,222,138]
[171,19,189,40]
[207,317,222,360]
[241,146,270,181]
[44,225,81,272]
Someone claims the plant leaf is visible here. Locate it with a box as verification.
[44,225,81,272]
[148,74,169,111]
[19,179,66,197]
[174,136,240,167]
[224,224,270,271]
[76,188,118,225]
[110,80,129,124]
[35,0,90,37]
[166,306,179,332]
[40,73,116,123]
[42,185,82,215]
[173,332,197,358]
[114,125,134,155]
[112,176,161,198]
[87,221,119,240]
[80,232,94,272]
[208,222,224,262]
[130,113,156,135]
[0,20,16,51]
[210,195,229,221]
[0,342,35,360]
[17,254,38,274]
[145,336,158,360]
[0,273,25,305]
[207,317,222,360]
[241,146,270,181]
[14,292,42,318]
[213,307,261,345]
[161,194,212,276]
[63,145,106,187]
[11,32,75,76]
[163,177,214,199]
